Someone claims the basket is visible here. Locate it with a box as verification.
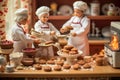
[0,40,13,49]
[22,48,37,57]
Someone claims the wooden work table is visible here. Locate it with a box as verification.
[0,65,120,78]
[1,40,120,79]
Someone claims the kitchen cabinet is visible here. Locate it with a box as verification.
[31,0,120,55]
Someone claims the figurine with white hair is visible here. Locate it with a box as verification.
[34,6,60,58]
[60,1,90,56]
[11,8,33,52]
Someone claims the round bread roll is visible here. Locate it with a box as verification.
[83,63,91,69]
[71,47,78,52]
[47,60,55,65]
[63,64,71,69]
[34,64,42,70]
[56,61,64,66]
[64,45,74,50]
[39,59,46,64]
[69,51,77,55]
[61,49,69,54]
[77,60,85,65]
[54,65,62,71]
[73,64,80,70]
[44,66,52,72]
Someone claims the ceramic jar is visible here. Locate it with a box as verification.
[5,64,14,72]
[10,52,23,67]
[90,0,100,16]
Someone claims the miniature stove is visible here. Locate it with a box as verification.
[104,22,120,68]
[104,43,120,68]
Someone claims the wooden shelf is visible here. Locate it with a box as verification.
[88,16,120,20]
[89,39,109,45]
[49,16,120,20]
[49,16,71,20]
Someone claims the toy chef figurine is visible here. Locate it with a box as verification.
[34,6,60,58]
[11,8,33,52]
[61,1,90,56]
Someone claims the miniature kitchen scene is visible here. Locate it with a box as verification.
[0,0,120,80]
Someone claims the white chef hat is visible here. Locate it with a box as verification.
[36,6,50,17]
[14,8,28,22]
[73,1,88,12]
[15,8,28,16]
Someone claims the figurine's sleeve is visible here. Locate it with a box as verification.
[16,29,33,43]
[34,21,41,32]
[76,17,90,35]
[62,17,74,28]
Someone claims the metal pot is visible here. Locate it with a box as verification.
[101,26,111,38]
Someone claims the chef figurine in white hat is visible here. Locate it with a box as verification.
[11,8,35,52]
[60,1,90,56]
[34,6,60,58]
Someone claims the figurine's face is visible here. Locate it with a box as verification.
[20,18,28,25]
[40,13,49,23]
[73,9,83,17]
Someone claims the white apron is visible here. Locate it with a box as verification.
[34,22,54,58]
[68,16,90,56]
[13,41,27,52]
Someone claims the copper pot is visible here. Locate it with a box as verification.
[21,58,34,66]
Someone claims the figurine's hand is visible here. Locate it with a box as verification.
[30,35,36,39]
[60,27,69,33]
[71,32,77,37]
[33,38,41,44]
[66,26,73,30]
[60,28,65,33]
[50,31,56,35]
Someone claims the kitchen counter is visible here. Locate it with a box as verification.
[89,39,109,44]
[88,37,110,44]
[0,65,120,78]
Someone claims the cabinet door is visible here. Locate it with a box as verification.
[89,44,104,55]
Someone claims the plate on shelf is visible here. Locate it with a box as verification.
[102,3,109,15]
[58,5,73,16]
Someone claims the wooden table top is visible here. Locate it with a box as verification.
[0,65,120,78]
